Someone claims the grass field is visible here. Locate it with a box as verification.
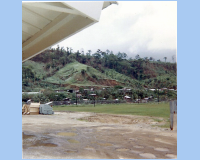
[53,102,170,118]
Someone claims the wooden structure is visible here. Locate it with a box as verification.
[22,102,40,115]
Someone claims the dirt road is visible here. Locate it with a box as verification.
[22,112,177,159]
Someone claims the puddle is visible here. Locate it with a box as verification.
[134,145,144,149]
[97,142,113,146]
[116,148,129,152]
[71,128,77,131]
[24,123,32,125]
[31,142,58,147]
[43,132,50,135]
[65,149,78,153]
[68,139,80,143]
[165,154,177,159]
[154,147,169,152]
[139,153,156,159]
[57,132,77,136]
[154,138,172,145]
[129,138,137,141]
[130,150,141,154]
[22,133,35,140]
[84,147,96,151]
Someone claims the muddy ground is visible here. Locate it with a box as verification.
[22,112,177,159]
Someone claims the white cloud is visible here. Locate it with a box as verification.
[55,1,177,61]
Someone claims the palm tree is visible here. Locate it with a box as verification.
[164,57,167,62]
[172,55,175,63]
[70,47,73,54]
[106,49,110,54]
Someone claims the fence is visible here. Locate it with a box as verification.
[22,99,176,107]
[52,100,127,106]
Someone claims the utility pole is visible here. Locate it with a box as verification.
[94,96,95,107]
[76,91,77,106]
[158,88,159,104]
[137,82,140,104]
[89,94,96,107]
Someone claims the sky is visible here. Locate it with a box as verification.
[53,1,177,62]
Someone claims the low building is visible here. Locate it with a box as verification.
[63,98,71,101]
[124,95,131,102]
[22,92,41,95]
[141,98,148,103]
[76,94,82,98]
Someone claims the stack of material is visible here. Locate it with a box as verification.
[22,102,40,115]
[40,104,54,115]
[29,102,40,115]
[22,104,30,115]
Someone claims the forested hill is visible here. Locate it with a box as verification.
[22,47,177,92]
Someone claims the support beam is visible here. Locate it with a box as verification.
[23,2,81,15]
[22,16,94,62]
[23,13,74,51]
[22,20,41,31]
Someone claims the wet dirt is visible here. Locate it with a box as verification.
[116,148,130,152]
[31,142,58,147]
[57,132,77,136]
[22,112,177,159]
[139,153,156,159]
[68,139,80,143]
[65,149,78,153]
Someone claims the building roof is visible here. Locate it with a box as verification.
[22,1,117,62]
[124,95,131,99]
[22,92,40,94]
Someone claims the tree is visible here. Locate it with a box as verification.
[75,50,81,61]
[87,50,92,55]
[135,54,140,60]
[92,53,101,61]
[164,57,167,62]
[106,49,110,54]
[86,50,92,59]
[66,47,69,53]
[81,69,86,75]
[60,57,66,66]
[172,55,175,63]
[70,47,73,54]
[117,52,127,60]
[149,57,155,61]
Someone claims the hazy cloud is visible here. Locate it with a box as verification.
[54,1,177,62]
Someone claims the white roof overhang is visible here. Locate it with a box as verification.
[22,1,117,62]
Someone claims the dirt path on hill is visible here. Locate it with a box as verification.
[22,112,177,159]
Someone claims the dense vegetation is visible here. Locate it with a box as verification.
[22,46,177,102]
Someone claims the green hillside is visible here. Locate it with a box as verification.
[44,61,110,86]
[22,47,177,92]
[23,60,48,79]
